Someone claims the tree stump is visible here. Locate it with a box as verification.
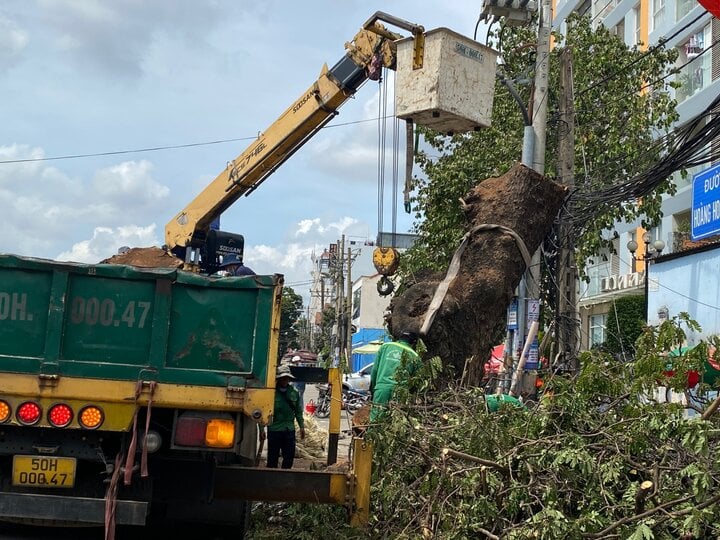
[388,163,568,385]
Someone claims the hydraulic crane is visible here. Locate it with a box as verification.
[165,12,425,274]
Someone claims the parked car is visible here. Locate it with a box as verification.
[343,363,373,393]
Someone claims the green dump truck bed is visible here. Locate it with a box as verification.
[0,254,281,388]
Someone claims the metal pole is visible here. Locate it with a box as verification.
[644,256,650,322]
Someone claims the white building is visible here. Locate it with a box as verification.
[552,0,720,348]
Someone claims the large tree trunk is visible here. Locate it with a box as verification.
[388,163,568,386]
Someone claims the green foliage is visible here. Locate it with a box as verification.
[604,295,645,357]
[278,286,303,358]
[401,14,678,283]
[633,312,708,395]
[314,305,336,361]
[249,503,364,540]
[250,316,720,539]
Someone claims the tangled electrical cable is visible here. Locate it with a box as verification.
[568,90,720,235]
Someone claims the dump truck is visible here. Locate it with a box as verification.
[0,255,281,533]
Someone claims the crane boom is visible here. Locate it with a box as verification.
[166,13,425,267]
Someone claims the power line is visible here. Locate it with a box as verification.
[0,116,385,165]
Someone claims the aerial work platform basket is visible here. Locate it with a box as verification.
[395,27,498,134]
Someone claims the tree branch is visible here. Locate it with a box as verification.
[441,447,510,476]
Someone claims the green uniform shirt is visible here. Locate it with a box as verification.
[370,340,420,406]
[269,385,304,432]
[485,394,524,412]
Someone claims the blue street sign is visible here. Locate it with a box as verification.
[507,298,518,330]
[692,164,720,240]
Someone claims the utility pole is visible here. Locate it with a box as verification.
[512,0,553,395]
[525,0,552,300]
[555,48,578,368]
[333,235,346,368]
[346,247,353,367]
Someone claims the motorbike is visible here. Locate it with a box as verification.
[314,383,332,418]
[313,384,370,418]
[342,388,370,413]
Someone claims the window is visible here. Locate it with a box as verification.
[633,5,642,46]
[593,0,616,26]
[676,0,695,21]
[676,25,712,102]
[578,0,591,16]
[652,0,665,30]
[590,314,607,347]
[352,288,361,320]
[614,19,625,40]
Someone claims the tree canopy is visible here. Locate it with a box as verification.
[278,286,303,358]
[402,14,678,283]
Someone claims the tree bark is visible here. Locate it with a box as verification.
[388,163,567,385]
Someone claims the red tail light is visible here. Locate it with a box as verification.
[17,402,42,425]
[48,404,73,427]
[174,416,207,446]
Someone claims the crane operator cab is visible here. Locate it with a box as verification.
[173,229,245,275]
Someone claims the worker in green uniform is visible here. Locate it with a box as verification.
[485,393,524,412]
[260,364,305,468]
[369,330,421,422]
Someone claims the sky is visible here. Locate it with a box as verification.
[1,1,485,302]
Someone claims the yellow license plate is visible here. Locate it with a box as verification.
[12,456,76,488]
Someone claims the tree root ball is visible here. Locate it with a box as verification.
[388,163,568,385]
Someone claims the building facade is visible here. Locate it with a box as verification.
[552,0,720,348]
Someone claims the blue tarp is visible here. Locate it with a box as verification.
[350,328,390,372]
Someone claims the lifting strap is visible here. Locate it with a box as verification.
[420,223,531,337]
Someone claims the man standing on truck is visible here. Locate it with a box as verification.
[369,330,421,422]
[218,253,256,276]
[260,364,305,468]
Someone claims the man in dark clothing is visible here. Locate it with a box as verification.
[218,253,256,276]
[369,330,421,422]
[260,364,305,469]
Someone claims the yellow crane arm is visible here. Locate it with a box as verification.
[165,12,424,254]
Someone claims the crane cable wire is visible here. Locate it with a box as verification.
[377,71,388,242]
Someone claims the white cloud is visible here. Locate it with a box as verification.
[0,14,29,70]
[92,160,169,203]
[293,216,359,237]
[0,146,169,258]
[56,224,160,263]
[295,218,319,236]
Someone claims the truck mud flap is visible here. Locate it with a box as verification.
[0,492,148,526]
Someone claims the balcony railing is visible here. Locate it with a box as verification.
[676,54,710,103]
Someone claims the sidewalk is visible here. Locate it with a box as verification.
[256,383,356,468]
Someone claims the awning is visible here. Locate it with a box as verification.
[352,340,384,355]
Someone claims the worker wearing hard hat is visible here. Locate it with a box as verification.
[218,253,256,276]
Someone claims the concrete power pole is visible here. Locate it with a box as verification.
[555,48,578,368]
[526,0,553,301]
[346,247,353,367]
[512,0,553,395]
